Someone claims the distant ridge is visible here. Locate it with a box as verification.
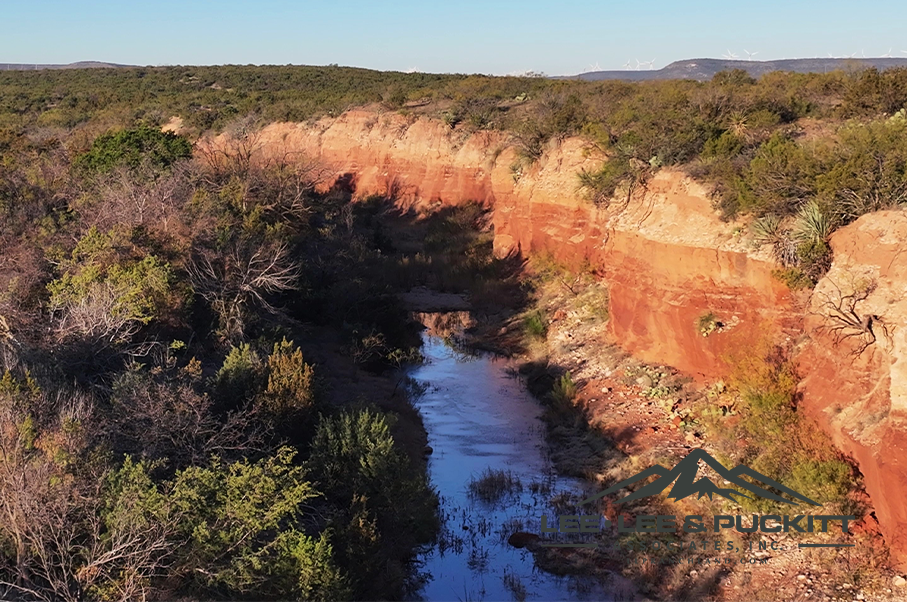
[0,61,134,71]
[4,57,907,79]
[565,57,907,82]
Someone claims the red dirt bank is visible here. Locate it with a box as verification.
[208,110,907,569]
[800,212,907,570]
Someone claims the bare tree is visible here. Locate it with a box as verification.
[108,374,270,469]
[74,479,181,602]
[86,162,194,234]
[195,115,329,221]
[0,389,92,601]
[51,281,146,348]
[0,315,19,373]
[188,240,299,342]
[198,115,264,181]
[0,388,186,602]
[812,277,889,356]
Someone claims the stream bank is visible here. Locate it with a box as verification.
[407,328,631,601]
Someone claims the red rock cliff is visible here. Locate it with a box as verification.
[799,212,907,569]
[228,111,799,377]
[207,111,905,566]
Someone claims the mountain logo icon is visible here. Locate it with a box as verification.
[579,449,820,507]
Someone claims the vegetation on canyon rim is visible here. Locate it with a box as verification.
[4,64,907,289]
[0,63,903,598]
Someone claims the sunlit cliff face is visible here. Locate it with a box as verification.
[207,109,907,568]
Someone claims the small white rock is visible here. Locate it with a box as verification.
[894,575,907,588]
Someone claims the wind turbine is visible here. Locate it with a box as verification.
[623,59,632,70]
[883,48,893,58]
[635,59,642,70]
[722,49,739,60]
[744,49,758,60]
[644,59,656,70]
[588,61,601,72]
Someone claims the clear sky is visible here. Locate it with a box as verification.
[2,0,906,75]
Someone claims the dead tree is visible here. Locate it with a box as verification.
[188,240,299,342]
[812,278,889,356]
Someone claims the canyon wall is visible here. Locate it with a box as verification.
[213,110,905,567]
[232,111,799,377]
[799,212,907,568]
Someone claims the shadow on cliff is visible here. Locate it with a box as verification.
[327,172,530,328]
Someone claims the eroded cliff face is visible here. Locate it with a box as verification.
[799,212,907,569]
[219,110,799,377]
[208,110,905,565]
[243,110,508,207]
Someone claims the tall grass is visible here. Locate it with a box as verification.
[468,468,523,504]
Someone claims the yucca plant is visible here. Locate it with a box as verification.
[792,200,833,245]
[750,214,784,246]
[751,214,799,267]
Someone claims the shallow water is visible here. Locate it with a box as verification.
[408,335,616,601]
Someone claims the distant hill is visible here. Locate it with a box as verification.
[0,61,134,71]
[566,57,907,81]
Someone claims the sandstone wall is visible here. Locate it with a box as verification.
[202,110,906,566]
[799,212,907,568]
[226,111,799,376]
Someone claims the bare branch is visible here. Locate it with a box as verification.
[188,240,299,341]
[812,277,888,356]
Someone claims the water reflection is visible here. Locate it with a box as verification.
[408,334,614,601]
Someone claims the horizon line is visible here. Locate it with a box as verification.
[3,55,907,78]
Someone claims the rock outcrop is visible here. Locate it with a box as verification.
[222,111,799,376]
[799,212,907,568]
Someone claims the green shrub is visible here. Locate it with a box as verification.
[738,133,820,216]
[702,131,743,159]
[75,126,192,174]
[696,312,721,337]
[523,310,548,339]
[260,338,316,416]
[789,459,854,507]
[771,267,815,290]
[170,447,349,598]
[308,409,438,597]
[548,372,577,410]
[309,409,408,504]
[47,228,175,345]
[700,347,858,516]
[213,343,265,409]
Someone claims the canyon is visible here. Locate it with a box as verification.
[212,109,907,569]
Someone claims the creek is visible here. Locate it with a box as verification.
[407,329,624,601]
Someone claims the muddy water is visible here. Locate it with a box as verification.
[408,334,619,601]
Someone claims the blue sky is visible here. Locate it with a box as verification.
[2,0,906,75]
